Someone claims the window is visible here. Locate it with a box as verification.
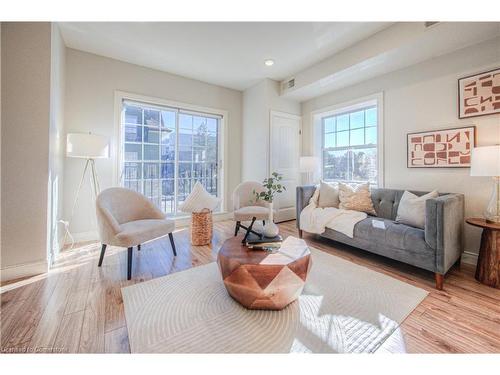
[321,104,379,185]
[120,99,221,216]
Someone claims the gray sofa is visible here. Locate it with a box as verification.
[296,186,464,289]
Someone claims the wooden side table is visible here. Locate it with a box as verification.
[466,218,500,288]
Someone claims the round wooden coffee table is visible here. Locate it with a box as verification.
[466,218,500,288]
[217,236,312,310]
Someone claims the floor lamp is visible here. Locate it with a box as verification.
[64,133,109,246]
[299,156,320,185]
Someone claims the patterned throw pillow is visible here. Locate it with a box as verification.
[178,182,221,213]
[338,182,377,215]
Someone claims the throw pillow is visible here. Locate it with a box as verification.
[396,190,439,229]
[318,181,340,208]
[179,181,221,213]
[338,182,377,215]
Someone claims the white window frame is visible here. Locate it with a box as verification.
[113,90,229,216]
[311,92,384,187]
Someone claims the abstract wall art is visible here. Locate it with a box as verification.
[458,68,500,119]
[407,126,476,168]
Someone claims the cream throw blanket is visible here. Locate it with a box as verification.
[300,187,367,238]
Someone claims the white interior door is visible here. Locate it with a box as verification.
[270,111,301,223]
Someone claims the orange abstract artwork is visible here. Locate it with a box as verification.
[407,126,476,168]
[459,68,500,119]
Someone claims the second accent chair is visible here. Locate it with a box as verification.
[96,187,176,280]
[232,181,270,242]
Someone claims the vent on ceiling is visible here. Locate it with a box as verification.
[287,78,295,89]
[424,21,440,28]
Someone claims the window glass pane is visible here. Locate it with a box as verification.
[350,111,364,129]
[207,134,218,160]
[193,147,207,162]
[179,114,193,129]
[143,127,160,144]
[124,180,141,192]
[143,144,159,161]
[124,162,142,180]
[336,131,349,147]
[161,110,175,129]
[143,162,159,179]
[366,126,377,145]
[324,133,335,148]
[124,105,142,124]
[350,128,365,146]
[144,109,160,127]
[207,118,218,133]
[352,147,377,183]
[161,163,175,179]
[323,149,349,181]
[162,179,175,196]
[365,107,377,127]
[143,180,161,204]
[336,114,349,131]
[124,124,142,142]
[324,117,335,133]
[178,162,192,179]
[124,143,141,161]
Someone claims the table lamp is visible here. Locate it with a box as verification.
[300,156,320,185]
[470,145,500,223]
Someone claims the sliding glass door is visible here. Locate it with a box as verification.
[120,100,221,216]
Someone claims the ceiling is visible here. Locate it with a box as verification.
[58,22,392,91]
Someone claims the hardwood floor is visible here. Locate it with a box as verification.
[1,220,499,353]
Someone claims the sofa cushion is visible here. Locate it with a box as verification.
[318,181,339,208]
[353,217,434,254]
[396,190,439,229]
[338,182,377,215]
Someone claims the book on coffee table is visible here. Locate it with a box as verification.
[245,234,283,245]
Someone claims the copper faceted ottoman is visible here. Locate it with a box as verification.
[217,236,312,310]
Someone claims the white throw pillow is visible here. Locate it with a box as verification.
[396,190,439,229]
[318,181,340,208]
[179,182,221,213]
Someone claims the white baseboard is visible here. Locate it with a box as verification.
[1,259,48,282]
[462,251,478,266]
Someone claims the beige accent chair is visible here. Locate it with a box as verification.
[96,187,176,280]
[233,181,270,242]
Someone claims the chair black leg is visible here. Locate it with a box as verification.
[262,220,265,226]
[98,244,107,267]
[168,232,177,256]
[127,247,133,280]
[234,221,241,236]
[137,244,141,251]
[242,217,257,243]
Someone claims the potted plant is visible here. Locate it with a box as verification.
[254,172,286,237]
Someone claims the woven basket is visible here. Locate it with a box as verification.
[191,209,213,246]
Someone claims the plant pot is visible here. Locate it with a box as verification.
[263,202,279,237]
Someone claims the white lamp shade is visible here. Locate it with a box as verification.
[67,133,109,159]
[470,145,500,177]
[299,156,320,173]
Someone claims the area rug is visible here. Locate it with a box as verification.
[122,247,428,353]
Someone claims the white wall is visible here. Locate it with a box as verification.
[1,23,52,279]
[301,37,500,257]
[242,78,301,182]
[48,24,66,262]
[64,48,243,237]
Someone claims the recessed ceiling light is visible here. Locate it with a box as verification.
[264,59,275,66]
